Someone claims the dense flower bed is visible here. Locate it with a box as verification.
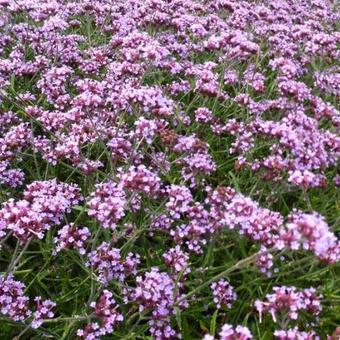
[0,0,339,339]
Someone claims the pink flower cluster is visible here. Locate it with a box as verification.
[0,179,81,240]
[165,184,193,219]
[0,275,31,322]
[163,245,190,277]
[0,275,55,328]
[279,211,340,263]
[195,107,213,124]
[255,286,322,323]
[226,107,339,188]
[0,160,24,188]
[77,290,123,339]
[211,279,237,309]
[119,165,161,197]
[132,268,185,339]
[0,0,339,338]
[31,297,56,329]
[87,242,140,285]
[54,223,91,255]
[87,182,126,230]
[0,121,31,188]
[203,323,253,340]
[274,327,319,340]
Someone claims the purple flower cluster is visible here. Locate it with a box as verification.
[120,165,161,197]
[315,68,340,97]
[0,179,81,240]
[77,290,123,339]
[163,245,190,277]
[0,122,31,188]
[195,107,213,124]
[132,268,185,339]
[87,182,126,230]
[255,249,275,277]
[0,160,24,188]
[0,275,31,322]
[87,242,140,285]
[54,223,91,255]
[0,0,339,338]
[211,279,237,309]
[31,297,56,329]
[274,327,319,340]
[165,185,193,219]
[227,108,339,188]
[0,275,55,328]
[279,211,339,263]
[255,286,322,323]
[203,323,253,340]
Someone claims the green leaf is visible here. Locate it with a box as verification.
[175,307,182,331]
[210,310,218,336]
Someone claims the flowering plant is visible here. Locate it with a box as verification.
[0,0,338,339]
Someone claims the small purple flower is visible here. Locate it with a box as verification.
[211,279,237,309]
[32,297,56,329]
[77,290,123,339]
[87,242,140,285]
[54,223,91,255]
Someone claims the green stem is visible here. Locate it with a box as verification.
[176,249,275,305]
[7,238,32,275]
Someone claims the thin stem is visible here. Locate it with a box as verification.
[122,312,148,340]
[176,249,275,305]
[7,238,32,274]
[87,227,102,305]
[13,324,31,340]
[0,230,13,249]
[42,315,91,323]
[6,239,21,275]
